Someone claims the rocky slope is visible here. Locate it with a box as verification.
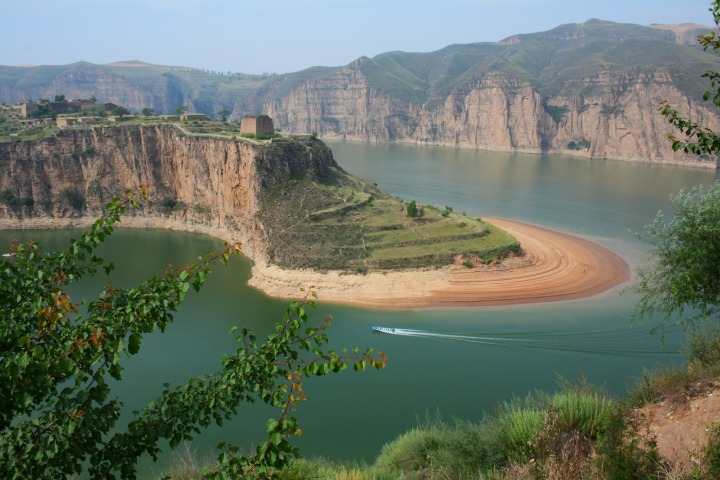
[252,66,720,167]
[234,21,720,167]
[0,125,335,261]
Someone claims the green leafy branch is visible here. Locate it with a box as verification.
[0,186,386,480]
[658,3,720,156]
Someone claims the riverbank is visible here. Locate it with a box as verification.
[0,215,629,309]
[247,218,630,309]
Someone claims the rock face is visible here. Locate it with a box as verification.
[0,126,336,261]
[246,64,720,168]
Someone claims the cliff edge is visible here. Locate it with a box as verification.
[0,125,335,262]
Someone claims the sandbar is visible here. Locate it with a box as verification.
[247,218,630,309]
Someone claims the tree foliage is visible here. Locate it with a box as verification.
[659,0,720,156]
[631,181,720,328]
[635,3,720,330]
[0,186,386,479]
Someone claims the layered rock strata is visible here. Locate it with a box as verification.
[248,65,720,168]
[0,125,335,262]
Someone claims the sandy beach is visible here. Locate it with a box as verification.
[247,218,630,309]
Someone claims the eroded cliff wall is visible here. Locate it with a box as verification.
[0,125,336,261]
[243,65,720,168]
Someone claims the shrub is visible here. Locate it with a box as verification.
[160,196,186,213]
[432,419,509,477]
[374,424,450,475]
[567,138,591,150]
[547,389,614,439]
[594,407,662,479]
[544,104,569,123]
[0,189,34,209]
[703,422,720,478]
[497,400,546,461]
[463,260,474,268]
[58,188,86,211]
[406,200,418,218]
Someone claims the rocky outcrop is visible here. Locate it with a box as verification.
[240,66,720,168]
[0,125,336,261]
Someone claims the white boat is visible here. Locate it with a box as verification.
[372,326,396,334]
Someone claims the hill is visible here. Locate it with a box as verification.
[2,20,720,165]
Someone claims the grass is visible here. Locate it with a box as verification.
[257,167,519,272]
[158,325,720,479]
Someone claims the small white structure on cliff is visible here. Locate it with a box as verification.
[240,115,274,136]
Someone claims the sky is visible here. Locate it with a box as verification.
[1,0,717,74]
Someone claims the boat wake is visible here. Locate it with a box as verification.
[376,328,673,356]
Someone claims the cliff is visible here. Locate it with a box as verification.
[3,21,720,167]
[243,61,720,168]
[232,21,720,168]
[0,125,336,261]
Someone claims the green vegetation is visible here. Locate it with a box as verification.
[258,167,519,271]
[239,131,282,140]
[154,325,720,478]
[58,188,86,212]
[567,138,591,150]
[543,104,569,123]
[630,181,720,331]
[0,188,386,478]
[0,188,34,209]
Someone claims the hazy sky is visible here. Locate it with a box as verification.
[2,0,716,74]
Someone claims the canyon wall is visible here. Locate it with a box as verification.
[244,64,720,168]
[0,125,336,261]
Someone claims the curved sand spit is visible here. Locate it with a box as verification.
[248,218,630,309]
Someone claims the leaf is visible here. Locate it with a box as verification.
[266,418,279,432]
[128,332,142,355]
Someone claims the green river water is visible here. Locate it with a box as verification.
[2,142,719,476]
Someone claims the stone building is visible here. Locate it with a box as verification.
[240,115,274,136]
[180,113,209,121]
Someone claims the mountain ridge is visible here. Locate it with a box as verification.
[1,20,719,166]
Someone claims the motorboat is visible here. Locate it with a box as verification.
[372,326,396,334]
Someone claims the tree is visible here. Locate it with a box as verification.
[659,0,720,156]
[54,94,67,103]
[217,108,231,122]
[141,107,155,117]
[631,181,720,328]
[175,105,189,115]
[0,186,386,479]
[633,2,720,329]
[111,106,130,118]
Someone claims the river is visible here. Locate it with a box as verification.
[2,142,718,476]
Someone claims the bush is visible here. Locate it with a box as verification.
[58,188,86,211]
[544,104,569,123]
[497,400,546,461]
[703,422,720,478]
[374,416,450,475]
[0,189,34,209]
[547,389,614,439]
[406,200,418,218]
[567,138,591,150]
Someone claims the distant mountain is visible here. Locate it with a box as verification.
[1,20,719,166]
[0,60,275,116]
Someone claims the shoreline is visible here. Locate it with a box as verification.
[247,218,630,309]
[0,215,630,309]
